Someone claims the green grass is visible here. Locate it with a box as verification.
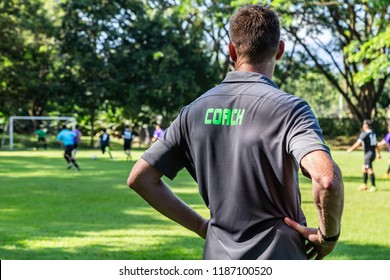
[0,148,389,259]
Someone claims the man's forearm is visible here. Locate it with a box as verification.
[313,164,344,237]
[130,177,208,238]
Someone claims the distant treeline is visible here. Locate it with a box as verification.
[319,117,389,138]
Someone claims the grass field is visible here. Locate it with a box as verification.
[0,148,389,260]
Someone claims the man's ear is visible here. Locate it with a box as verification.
[229,42,237,62]
[275,40,285,60]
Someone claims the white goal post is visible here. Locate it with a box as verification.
[7,116,76,150]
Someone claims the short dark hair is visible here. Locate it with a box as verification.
[229,4,280,64]
[363,119,372,128]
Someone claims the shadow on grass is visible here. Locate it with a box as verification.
[333,242,390,260]
[1,239,389,260]
[1,154,389,260]
[0,154,206,260]
[334,175,390,191]
[0,235,205,260]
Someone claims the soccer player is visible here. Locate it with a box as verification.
[35,126,47,150]
[128,5,343,260]
[347,119,381,192]
[151,124,165,143]
[99,128,114,160]
[378,124,390,178]
[122,125,134,161]
[56,125,81,171]
[72,124,82,157]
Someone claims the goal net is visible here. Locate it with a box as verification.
[2,116,76,150]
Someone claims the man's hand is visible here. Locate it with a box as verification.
[284,217,337,260]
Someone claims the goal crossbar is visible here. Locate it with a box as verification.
[8,116,76,150]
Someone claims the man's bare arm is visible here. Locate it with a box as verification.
[285,150,344,259]
[127,158,208,238]
[347,140,361,153]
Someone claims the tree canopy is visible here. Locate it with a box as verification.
[0,0,389,139]
[277,0,389,122]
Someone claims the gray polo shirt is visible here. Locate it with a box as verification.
[142,71,330,259]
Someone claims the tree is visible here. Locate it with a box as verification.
[277,0,389,123]
[59,0,145,145]
[195,0,389,122]
[58,0,220,144]
[98,0,221,127]
[0,0,61,125]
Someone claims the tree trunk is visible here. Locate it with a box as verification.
[89,113,95,148]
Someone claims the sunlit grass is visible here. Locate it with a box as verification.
[0,148,389,259]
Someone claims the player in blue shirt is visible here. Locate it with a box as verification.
[57,125,81,171]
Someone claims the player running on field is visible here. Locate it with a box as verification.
[99,128,114,160]
[122,125,135,161]
[56,125,81,171]
[347,119,381,192]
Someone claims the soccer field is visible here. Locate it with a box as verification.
[0,148,389,260]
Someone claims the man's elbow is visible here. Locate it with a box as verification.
[317,164,343,191]
[127,159,162,192]
[127,164,152,192]
[127,172,140,191]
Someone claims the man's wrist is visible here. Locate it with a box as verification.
[318,228,340,242]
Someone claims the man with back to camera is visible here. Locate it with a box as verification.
[127,4,344,260]
[347,119,381,192]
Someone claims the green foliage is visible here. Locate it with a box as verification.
[279,0,390,122]
[1,0,389,130]
[276,66,341,118]
[318,118,360,138]
[56,0,220,138]
[0,0,61,117]
[345,26,390,86]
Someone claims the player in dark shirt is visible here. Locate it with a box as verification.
[347,119,381,192]
[122,125,134,161]
[99,128,114,160]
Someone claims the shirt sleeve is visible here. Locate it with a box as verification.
[141,112,186,180]
[358,132,366,141]
[385,133,390,143]
[287,101,330,164]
